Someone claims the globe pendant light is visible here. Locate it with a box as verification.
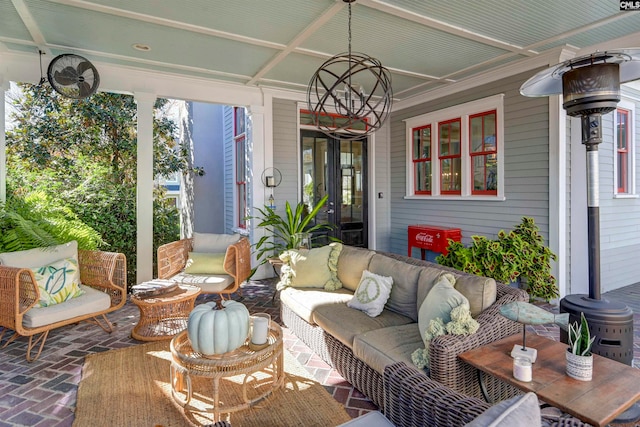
[307,0,392,140]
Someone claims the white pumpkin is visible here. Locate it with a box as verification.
[187,300,250,355]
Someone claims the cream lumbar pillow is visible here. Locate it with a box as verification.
[30,257,85,307]
[184,252,226,274]
[277,243,342,290]
[347,270,393,317]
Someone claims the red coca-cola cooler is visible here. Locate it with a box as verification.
[408,225,462,260]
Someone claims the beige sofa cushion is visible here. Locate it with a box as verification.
[314,304,413,349]
[23,285,111,329]
[454,275,497,317]
[337,246,375,291]
[192,232,240,253]
[353,323,423,375]
[368,254,423,322]
[170,272,234,294]
[0,241,78,268]
[279,287,354,324]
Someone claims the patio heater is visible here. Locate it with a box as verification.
[520,50,640,367]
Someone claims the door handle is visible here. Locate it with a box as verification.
[325,209,335,214]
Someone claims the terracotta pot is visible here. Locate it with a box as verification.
[566,349,593,381]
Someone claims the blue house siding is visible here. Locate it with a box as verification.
[388,71,551,258]
[598,87,640,292]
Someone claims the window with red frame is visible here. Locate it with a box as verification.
[617,108,630,194]
[439,118,461,194]
[470,110,498,195]
[234,107,247,228]
[412,125,432,194]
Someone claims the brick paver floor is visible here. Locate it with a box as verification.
[0,278,638,426]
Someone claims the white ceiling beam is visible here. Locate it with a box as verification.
[247,1,346,86]
[359,0,536,56]
[47,0,286,51]
[11,0,50,55]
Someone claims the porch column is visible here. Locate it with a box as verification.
[135,92,156,284]
[0,77,8,203]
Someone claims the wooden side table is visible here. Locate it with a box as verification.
[459,334,640,427]
[169,322,284,422]
[130,284,200,341]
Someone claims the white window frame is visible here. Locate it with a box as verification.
[613,99,637,198]
[404,94,505,200]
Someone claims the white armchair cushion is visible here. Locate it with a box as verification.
[0,241,78,268]
[192,233,240,253]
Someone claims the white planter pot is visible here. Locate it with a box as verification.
[566,350,593,381]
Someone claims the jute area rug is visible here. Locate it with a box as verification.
[73,340,351,427]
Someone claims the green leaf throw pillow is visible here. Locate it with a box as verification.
[347,270,393,317]
[277,243,342,290]
[30,257,84,308]
[184,252,226,274]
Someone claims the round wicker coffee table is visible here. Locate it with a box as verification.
[130,285,201,341]
[169,322,284,421]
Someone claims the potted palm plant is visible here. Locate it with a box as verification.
[566,312,596,381]
[251,194,334,268]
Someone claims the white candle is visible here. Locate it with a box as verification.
[251,315,269,345]
[513,357,532,382]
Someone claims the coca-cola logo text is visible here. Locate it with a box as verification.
[415,232,434,244]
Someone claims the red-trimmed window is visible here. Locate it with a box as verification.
[617,108,630,194]
[234,107,247,228]
[439,118,461,195]
[470,110,498,195]
[412,125,432,194]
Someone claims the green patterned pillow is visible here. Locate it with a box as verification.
[30,257,84,307]
[277,243,343,291]
[347,270,393,317]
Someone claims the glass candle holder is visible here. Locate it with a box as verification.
[250,313,271,346]
[513,356,532,382]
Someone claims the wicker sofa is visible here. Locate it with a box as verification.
[280,245,531,405]
[0,242,126,361]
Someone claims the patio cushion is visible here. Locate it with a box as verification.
[23,284,110,329]
[347,270,393,317]
[418,274,469,347]
[454,275,497,317]
[337,245,375,291]
[464,392,541,427]
[314,304,413,349]
[352,323,423,375]
[0,240,78,268]
[170,272,234,294]
[368,254,423,322]
[30,257,84,307]
[278,243,342,290]
[184,252,226,274]
[192,232,240,253]
[279,287,353,324]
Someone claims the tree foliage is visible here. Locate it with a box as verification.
[5,83,188,287]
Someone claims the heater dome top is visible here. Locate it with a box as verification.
[520,49,640,97]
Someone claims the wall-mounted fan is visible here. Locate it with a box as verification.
[47,54,100,99]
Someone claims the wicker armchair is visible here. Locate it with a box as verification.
[0,250,127,361]
[384,362,589,427]
[157,237,251,299]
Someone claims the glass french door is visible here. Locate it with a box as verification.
[301,130,368,247]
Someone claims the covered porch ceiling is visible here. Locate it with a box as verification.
[1,0,640,105]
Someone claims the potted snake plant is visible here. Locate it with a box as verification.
[566,312,596,381]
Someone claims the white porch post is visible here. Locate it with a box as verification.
[135,92,156,284]
[0,77,8,203]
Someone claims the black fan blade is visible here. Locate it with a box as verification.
[76,61,93,76]
[54,67,79,86]
[77,81,92,98]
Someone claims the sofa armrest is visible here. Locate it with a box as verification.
[0,266,39,331]
[224,238,251,285]
[78,249,127,309]
[384,362,490,427]
[429,282,528,399]
[157,238,193,279]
